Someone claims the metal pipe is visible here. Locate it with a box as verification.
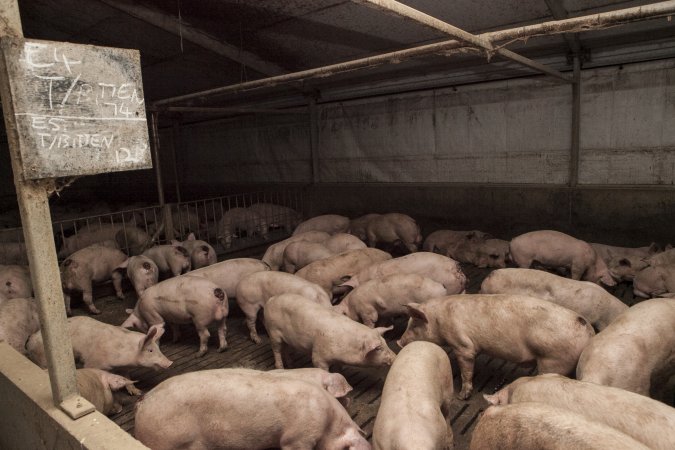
[150,112,175,240]
[569,55,582,187]
[149,106,308,115]
[171,120,182,204]
[154,1,675,105]
[358,0,570,82]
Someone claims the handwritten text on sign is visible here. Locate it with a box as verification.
[2,38,152,179]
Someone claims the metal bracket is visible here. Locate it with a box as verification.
[60,395,96,420]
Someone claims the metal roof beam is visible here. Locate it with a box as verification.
[544,0,582,54]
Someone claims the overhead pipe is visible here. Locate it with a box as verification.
[154,1,675,106]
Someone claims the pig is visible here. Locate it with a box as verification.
[349,214,381,241]
[188,258,269,298]
[366,213,422,253]
[235,271,331,343]
[134,369,371,450]
[509,230,616,286]
[645,248,675,266]
[591,242,660,264]
[261,231,330,270]
[122,275,228,356]
[576,297,675,397]
[0,241,28,265]
[0,297,40,355]
[484,373,675,450]
[265,293,396,370]
[422,229,491,255]
[57,223,125,258]
[114,227,153,256]
[116,255,159,298]
[334,273,447,327]
[606,255,649,282]
[480,268,627,331]
[217,207,269,249]
[174,233,217,269]
[323,233,367,253]
[295,248,392,296]
[282,241,335,273]
[340,252,467,296]
[0,264,32,299]
[472,239,511,268]
[61,245,128,315]
[632,264,675,298]
[267,368,353,403]
[76,368,137,415]
[398,294,595,399]
[292,214,350,236]
[142,243,191,278]
[26,316,172,372]
[248,203,301,233]
[470,402,649,450]
[372,341,454,450]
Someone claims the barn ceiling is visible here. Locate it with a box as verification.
[16,0,675,112]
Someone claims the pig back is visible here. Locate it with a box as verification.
[190,258,269,298]
[292,214,350,236]
[76,369,114,415]
[262,231,331,269]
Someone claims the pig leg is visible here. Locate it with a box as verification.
[241,305,262,344]
[64,292,72,316]
[570,263,585,281]
[216,318,227,352]
[311,353,330,371]
[82,284,101,315]
[111,271,124,299]
[270,334,285,369]
[455,348,476,400]
[195,325,210,357]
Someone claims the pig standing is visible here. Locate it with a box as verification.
[633,263,675,298]
[142,243,191,278]
[282,241,334,273]
[265,293,396,370]
[470,402,649,450]
[422,230,491,255]
[350,214,381,241]
[480,268,627,331]
[26,316,172,372]
[114,227,153,256]
[188,258,269,298]
[576,297,675,397]
[340,252,467,296]
[61,245,127,315]
[398,294,595,399]
[174,233,217,269]
[248,203,301,233]
[134,369,371,450]
[122,275,228,356]
[0,297,40,355]
[0,265,32,299]
[76,368,137,415]
[373,341,454,450]
[262,231,330,270]
[116,255,159,298]
[484,374,675,450]
[217,207,269,249]
[295,248,392,296]
[335,273,447,327]
[293,214,350,236]
[235,271,331,343]
[57,223,125,258]
[366,213,421,253]
[323,233,367,253]
[510,230,616,286]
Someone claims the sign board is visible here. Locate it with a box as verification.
[1,38,152,179]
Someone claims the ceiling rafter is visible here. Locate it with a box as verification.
[544,0,582,54]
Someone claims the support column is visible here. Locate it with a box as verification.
[170,119,182,204]
[569,55,581,187]
[150,112,174,240]
[0,0,93,419]
[309,97,320,183]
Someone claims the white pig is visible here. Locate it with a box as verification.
[217,207,269,248]
[398,294,595,399]
[0,264,32,299]
[576,297,675,397]
[262,231,331,270]
[484,374,675,450]
[470,402,649,450]
[116,255,159,298]
[235,271,331,343]
[350,214,381,241]
[76,368,138,415]
[267,368,353,402]
[26,316,172,372]
[591,242,660,264]
[188,257,269,298]
[480,268,627,331]
[324,233,367,253]
[0,297,40,355]
[645,248,675,266]
[422,230,492,255]
[122,275,228,356]
[334,273,447,327]
[60,245,127,315]
[373,341,454,450]
[293,214,350,236]
[134,369,371,450]
[510,230,616,286]
[472,238,511,268]
[282,241,335,273]
[57,223,125,258]
[366,213,422,253]
[248,203,301,233]
[266,293,396,370]
[142,243,191,278]
[632,263,675,298]
[174,233,217,269]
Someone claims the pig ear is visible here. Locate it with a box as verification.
[148,324,165,342]
[187,233,196,241]
[483,393,500,406]
[375,325,393,336]
[362,340,383,356]
[140,325,162,349]
[115,259,129,270]
[618,258,631,267]
[405,303,428,323]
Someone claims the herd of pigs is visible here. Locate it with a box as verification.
[0,207,674,449]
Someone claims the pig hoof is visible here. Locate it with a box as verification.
[126,385,142,396]
[457,390,472,401]
[217,345,227,353]
[112,403,123,414]
[197,349,208,357]
[89,308,102,315]
[251,336,262,345]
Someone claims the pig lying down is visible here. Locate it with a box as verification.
[265,293,396,371]
[76,368,137,416]
[366,213,421,253]
[484,373,675,450]
[398,294,595,399]
[293,214,350,236]
[373,341,454,450]
[0,297,40,355]
[510,230,616,286]
[134,369,371,450]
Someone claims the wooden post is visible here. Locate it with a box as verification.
[0,0,93,419]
